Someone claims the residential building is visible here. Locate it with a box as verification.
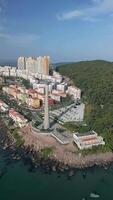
[18,56,50,75]
[48,98,55,105]
[27,97,40,108]
[50,94,61,102]
[56,83,67,92]
[37,94,45,104]
[18,57,26,70]
[0,100,9,112]
[26,57,34,73]
[43,56,50,75]
[17,92,28,103]
[52,89,66,98]
[67,86,81,100]
[9,108,28,127]
[26,89,38,98]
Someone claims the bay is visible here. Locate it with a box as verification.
[0,149,112,200]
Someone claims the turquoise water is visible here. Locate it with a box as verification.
[0,150,113,200]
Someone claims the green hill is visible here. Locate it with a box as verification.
[58,60,113,151]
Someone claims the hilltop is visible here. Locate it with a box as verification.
[58,60,113,152]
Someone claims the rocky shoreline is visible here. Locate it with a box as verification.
[0,118,113,177]
[1,125,113,177]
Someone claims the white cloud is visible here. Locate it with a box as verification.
[83,17,98,22]
[57,0,113,21]
[92,0,102,4]
[0,33,40,45]
[57,10,83,21]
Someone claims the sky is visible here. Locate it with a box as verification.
[0,0,113,63]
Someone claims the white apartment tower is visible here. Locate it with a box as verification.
[18,56,50,75]
[18,57,26,70]
[26,57,34,73]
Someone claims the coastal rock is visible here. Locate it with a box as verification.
[68,170,75,177]
[52,166,56,172]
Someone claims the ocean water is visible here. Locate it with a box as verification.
[0,149,113,200]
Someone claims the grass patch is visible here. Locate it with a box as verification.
[77,145,110,156]
[11,128,25,147]
[41,147,53,158]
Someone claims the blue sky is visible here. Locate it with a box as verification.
[0,0,113,63]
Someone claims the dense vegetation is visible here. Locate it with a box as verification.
[59,60,113,151]
[11,128,25,147]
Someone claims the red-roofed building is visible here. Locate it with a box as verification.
[73,131,105,150]
[26,88,38,98]
[9,108,28,127]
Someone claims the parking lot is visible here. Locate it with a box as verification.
[50,103,85,123]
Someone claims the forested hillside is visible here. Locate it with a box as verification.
[59,60,113,151]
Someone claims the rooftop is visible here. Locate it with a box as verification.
[75,130,97,137]
[9,108,27,121]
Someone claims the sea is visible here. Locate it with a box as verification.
[0,147,113,200]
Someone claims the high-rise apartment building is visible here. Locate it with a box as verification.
[37,56,43,74]
[26,57,34,73]
[18,56,50,75]
[36,56,50,75]
[43,56,50,75]
[18,57,26,70]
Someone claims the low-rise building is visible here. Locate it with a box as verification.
[73,130,105,150]
[0,100,9,112]
[26,88,38,98]
[27,97,40,108]
[53,71,63,83]
[9,108,28,127]
[35,87,45,94]
[52,89,66,99]
[48,98,55,105]
[33,83,39,89]
[50,94,61,102]
[56,83,67,92]
[37,94,45,101]
[3,85,17,98]
[17,92,28,103]
[18,86,26,93]
[67,86,81,100]
[2,86,9,93]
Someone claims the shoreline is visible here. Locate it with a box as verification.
[19,125,113,171]
[0,121,113,174]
